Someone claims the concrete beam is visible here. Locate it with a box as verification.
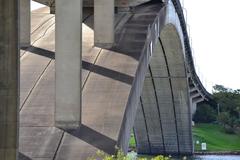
[192,97,204,104]
[191,102,197,116]
[83,0,151,8]
[20,0,31,47]
[189,86,197,93]
[190,92,201,99]
[0,0,19,159]
[55,0,82,129]
[94,0,114,48]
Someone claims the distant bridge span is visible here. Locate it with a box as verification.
[0,0,212,159]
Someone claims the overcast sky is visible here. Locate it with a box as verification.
[31,0,240,92]
[184,0,240,92]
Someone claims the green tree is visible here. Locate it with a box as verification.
[213,85,240,134]
[193,103,217,123]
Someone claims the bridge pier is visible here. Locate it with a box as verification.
[55,0,82,129]
[190,87,205,116]
[94,0,114,48]
[20,0,31,47]
[0,0,19,159]
[191,102,197,117]
[191,96,204,115]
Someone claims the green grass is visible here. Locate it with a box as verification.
[129,132,136,149]
[129,124,240,152]
[193,123,240,151]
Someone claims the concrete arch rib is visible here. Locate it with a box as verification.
[134,1,193,156]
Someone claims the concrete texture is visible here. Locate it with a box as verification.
[33,0,55,13]
[18,2,163,159]
[0,0,19,159]
[134,1,193,155]
[14,0,211,159]
[20,0,31,47]
[34,0,152,9]
[94,0,114,47]
[55,0,82,129]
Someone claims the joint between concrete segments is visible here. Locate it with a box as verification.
[55,121,81,130]
[20,43,30,48]
[94,42,114,49]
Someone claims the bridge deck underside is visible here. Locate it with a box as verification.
[19,1,194,159]
[20,7,128,160]
[19,2,164,159]
[33,0,152,8]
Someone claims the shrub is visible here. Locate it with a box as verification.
[217,112,240,134]
[88,150,170,160]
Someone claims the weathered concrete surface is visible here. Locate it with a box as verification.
[135,40,179,155]
[34,0,152,8]
[20,0,31,47]
[55,0,82,129]
[134,1,193,155]
[19,2,165,159]
[84,0,151,7]
[94,0,114,47]
[17,0,211,158]
[0,0,19,159]
[19,7,92,159]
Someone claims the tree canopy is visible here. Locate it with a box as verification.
[212,85,240,133]
[194,84,240,134]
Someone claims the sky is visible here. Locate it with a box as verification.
[184,0,240,92]
[31,0,240,92]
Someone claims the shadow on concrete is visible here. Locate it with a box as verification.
[22,46,134,85]
[82,7,94,29]
[64,125,117,155]
[21,46,55,59]
[82,61,133,85]
[19,152,32,160]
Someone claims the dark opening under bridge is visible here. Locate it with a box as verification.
[0,0,213,159]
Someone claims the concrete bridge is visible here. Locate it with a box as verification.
[0,0,212,159]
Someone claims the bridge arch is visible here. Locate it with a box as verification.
[134,2,193,156]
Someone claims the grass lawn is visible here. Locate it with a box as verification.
[193,123,240,152]
[129,132,136,149]
[129,124,240,152]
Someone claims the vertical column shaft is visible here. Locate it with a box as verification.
[191,101,197,117]
[20,0,31,47]
[55,0,82,129]
[0,0,19,159]
[94,0,114,48]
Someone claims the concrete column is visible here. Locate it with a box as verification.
[191,101,197,118]
[20,0,31,47]
[0,0,19,159]
[94,0,114,48]
[55,0,82,129]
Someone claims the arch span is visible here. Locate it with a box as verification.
[134,23,193,155]
[16,1,212,159]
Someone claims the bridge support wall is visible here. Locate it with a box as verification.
[0,0,19,159]
[55,0,82,129]
[20,0,31,47]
